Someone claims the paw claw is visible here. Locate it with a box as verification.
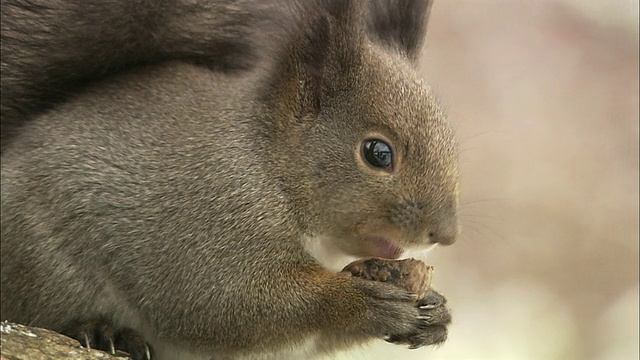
[83,332,92,350]
[62,316,153,360]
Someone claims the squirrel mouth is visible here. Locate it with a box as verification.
[363,236,404,259]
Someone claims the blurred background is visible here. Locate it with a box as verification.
[335,0,639,359]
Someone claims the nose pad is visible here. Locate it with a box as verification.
[428,221,460,246]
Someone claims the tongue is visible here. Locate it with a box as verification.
[370,238,403,259]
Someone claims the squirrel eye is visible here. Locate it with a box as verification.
[362,139,393,171]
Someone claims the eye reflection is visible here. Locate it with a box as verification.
[362,139,393,171]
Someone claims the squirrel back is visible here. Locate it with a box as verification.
[0,0,433,151]
[0,0,275,149]
[1,1,458,359]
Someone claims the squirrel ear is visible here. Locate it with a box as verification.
[365,0,434,62]
[266,0,364,118]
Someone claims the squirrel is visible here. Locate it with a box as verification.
[0,0,460,359]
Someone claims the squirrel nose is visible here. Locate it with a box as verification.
[428,219,460,246]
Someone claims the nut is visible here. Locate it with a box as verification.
[342,257,434,299]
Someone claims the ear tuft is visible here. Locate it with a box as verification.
[264,0,365,118]
[366,0,434,61]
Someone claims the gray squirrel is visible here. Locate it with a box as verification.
[0,1,460,359]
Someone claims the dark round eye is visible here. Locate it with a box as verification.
[362,139,393,171]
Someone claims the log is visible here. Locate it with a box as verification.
[0,321,129,360]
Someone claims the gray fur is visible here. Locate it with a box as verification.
[0,0,279,150]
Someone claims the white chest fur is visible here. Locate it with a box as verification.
[301,234,359,272]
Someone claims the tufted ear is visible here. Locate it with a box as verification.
[264,0,365,118]
[365,0,434,62]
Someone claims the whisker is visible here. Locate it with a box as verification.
[459,198,508,206]
[460,213,505,222]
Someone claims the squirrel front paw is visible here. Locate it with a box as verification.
[61,316,154,360]
[385,289,451,348]
[356,281,451,349]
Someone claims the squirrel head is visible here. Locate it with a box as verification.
[261,0,458,261]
